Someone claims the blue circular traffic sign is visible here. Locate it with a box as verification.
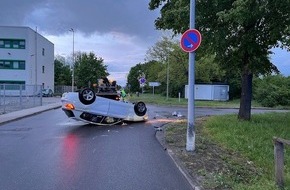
[139,77,146,84]
[180,29,202,52]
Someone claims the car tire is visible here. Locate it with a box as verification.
[79,88,96,105]
[134,101,147,116]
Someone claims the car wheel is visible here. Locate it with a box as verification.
[134,101,147,116]
[79,88,96,105]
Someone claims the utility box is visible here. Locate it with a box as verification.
[185,84,229,101]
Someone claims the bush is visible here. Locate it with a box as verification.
[253,75,290,107]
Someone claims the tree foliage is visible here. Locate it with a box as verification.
[145,36,187,96]
[149,0,290,120]
[127,63,145,93]
[253,75,290,107]
[196,54,225,83]
[128,36,226,97]
[54,57,71,86]
[73,52,108,88]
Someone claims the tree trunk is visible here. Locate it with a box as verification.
[238,58,253,120]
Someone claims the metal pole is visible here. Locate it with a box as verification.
[70,28,75,92]
[3,84,6,113]
[34,27,38,101]
[35,27,37,86]
[20,84,23,109]
[166,61,169,100]
[186,0,196,151]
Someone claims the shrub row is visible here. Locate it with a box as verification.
[253,75,290,107]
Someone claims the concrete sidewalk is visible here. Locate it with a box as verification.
[0,98,62,125]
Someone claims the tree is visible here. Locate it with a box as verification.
[73,52,108,88]
[54,57,71,85]
[146,36,174,95]
[127,63,144,93]
[145,36,226,97]
[149,0,290,120]
[195,54,225,83]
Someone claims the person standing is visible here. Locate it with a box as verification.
[120,88,126,101]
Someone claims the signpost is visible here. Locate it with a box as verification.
[180,0,201,152]
[138,74,146,94]
[149,82,160,95]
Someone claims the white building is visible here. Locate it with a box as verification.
[0,26,54,92]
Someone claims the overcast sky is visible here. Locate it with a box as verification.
[0,0,289,86]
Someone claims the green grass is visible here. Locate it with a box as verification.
[204,112,290,189]
[127,93,261,108]
[127,93,188,106]
[129,93,290,189]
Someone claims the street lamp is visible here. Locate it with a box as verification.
[166,61,169,100]
[69,28,75,92]
[166,47,174,101]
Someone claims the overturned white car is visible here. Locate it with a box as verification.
[61,88,148,125]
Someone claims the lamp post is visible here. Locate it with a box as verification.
[166,61,169,100]
[69,28,75,92]
[166,47,173,101]
[35,27,38,87]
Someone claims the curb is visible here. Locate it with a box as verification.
[0,103,61,125]
[155,125,202,190]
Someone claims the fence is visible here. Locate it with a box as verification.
[273,136,290,189]
[0,84,42,114]
[54,85,76,96]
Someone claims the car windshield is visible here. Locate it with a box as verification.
[42,89,49,92]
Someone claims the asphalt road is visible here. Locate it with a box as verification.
[147,104,287,119]
[0,108,193,190]
[0,99,287,190]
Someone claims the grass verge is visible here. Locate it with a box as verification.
[165,112,290,190]
[127,93,261,108]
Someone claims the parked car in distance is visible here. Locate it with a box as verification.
[42,89,53,97]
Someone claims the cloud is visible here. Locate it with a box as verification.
[45,30,149,86]
[1,0,160,37]
[1,0,288,85]
[0,0,162,86]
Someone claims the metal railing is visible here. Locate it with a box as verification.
[0,84,42,114]
[54,85,76,95]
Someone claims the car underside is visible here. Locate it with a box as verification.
[61,79,148,125]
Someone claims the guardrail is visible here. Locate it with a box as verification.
[273,136,290,189]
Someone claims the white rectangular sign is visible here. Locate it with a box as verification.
[149,82,160,87]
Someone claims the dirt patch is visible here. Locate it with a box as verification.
[157,117,262,190]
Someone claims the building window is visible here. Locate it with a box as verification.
[42,66,45,73]
[13,41,19,48]
[13,61,19,69]
[42,48,45,56]
[19,61,25,69]
[0,81,25,90]
[0,39,25,49]
[4,41,10,48]
[0,60,25,70]
[4,61,10,68]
